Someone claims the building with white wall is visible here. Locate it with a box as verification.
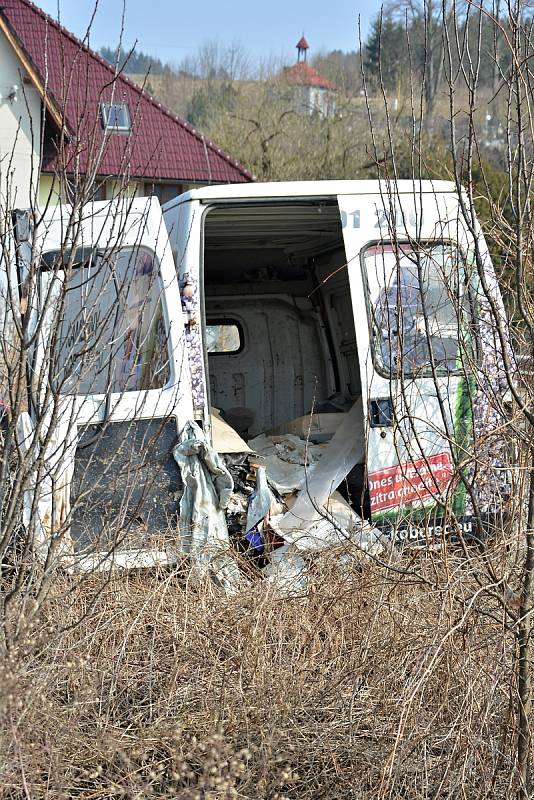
[282,37,337,117]
[0,0,253,211]
[0,23,41,208]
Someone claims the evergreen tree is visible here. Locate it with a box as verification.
[364,15,409,91]
[99,46,170,75]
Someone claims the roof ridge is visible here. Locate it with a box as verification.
[7,0,253,180]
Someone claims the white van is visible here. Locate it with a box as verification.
[163,180,511,545]
[1,181,513,576]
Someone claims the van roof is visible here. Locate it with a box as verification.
[163,179,458,210]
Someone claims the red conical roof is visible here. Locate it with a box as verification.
[296,35,309,50]
[283,62,336,90]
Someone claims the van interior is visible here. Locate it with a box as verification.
[202,200,369,517]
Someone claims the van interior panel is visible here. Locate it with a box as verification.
[203,201,368,514]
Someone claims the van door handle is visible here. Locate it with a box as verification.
[370,398,393,428]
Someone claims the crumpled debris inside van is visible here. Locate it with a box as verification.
[213,402,386,594]
[247,433,325,495]
[222,452,284,567]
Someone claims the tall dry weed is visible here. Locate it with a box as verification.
[0,548,519,799]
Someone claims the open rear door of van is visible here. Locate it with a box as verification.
[26,197,194,569]
[338,190,472,543]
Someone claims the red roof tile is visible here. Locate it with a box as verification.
[0,0,253,183]
[283,62,336,90]
[296,36,309,50]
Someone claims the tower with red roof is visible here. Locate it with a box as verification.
[282,37,337,116]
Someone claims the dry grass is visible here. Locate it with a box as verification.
[0,550,519,799]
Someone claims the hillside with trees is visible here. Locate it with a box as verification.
[114,7,510,186]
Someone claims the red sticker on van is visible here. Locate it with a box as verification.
[369,452,454,513]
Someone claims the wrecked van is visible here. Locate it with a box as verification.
[1,181,514,583]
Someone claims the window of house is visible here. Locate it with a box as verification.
[143,183,184,204]
[100,102,131,132]
[91,182,107,201]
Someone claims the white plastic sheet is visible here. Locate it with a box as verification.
[173,420,242,592]
[277,399,365,539]
[276,492,385,555]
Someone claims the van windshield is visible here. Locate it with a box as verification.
[362,242,470,376]
[41,246,170,395]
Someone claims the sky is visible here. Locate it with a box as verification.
[36,0,379,69]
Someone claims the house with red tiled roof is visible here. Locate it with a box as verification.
[281,37,337,117]
[0,0,253,209]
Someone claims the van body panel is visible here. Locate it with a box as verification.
[26,198,194,566]
[32,197,193,427]
[164,180,459,209]
[205,297,330,436]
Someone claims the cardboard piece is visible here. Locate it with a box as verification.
[270,412,345,441]
[210,407,251,454]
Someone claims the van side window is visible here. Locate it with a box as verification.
[45,246,171,395]
[363,243,470,376]
[206,320,242,354]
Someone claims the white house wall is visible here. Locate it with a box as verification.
[0,27,41,210]
[299,85,335,117]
